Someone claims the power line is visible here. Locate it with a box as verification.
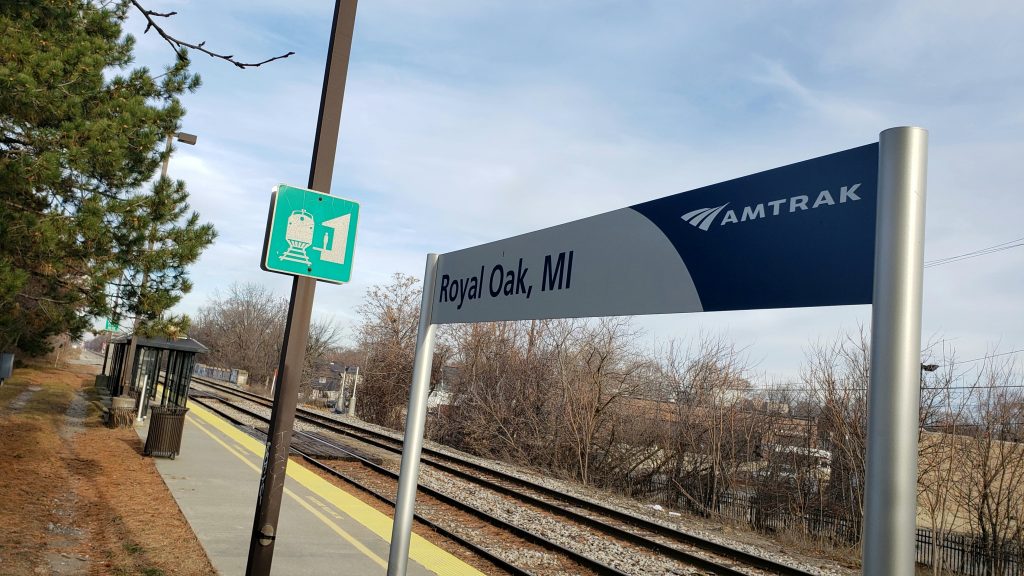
[925,236,1024,268]
[728,383,1021,393]
[744,384,1024,394]
[944,348,1024,366]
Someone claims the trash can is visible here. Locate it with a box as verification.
[0,352,13,386]
[144,406,189,459]
[94,374,109,394]
[109,396,136,428]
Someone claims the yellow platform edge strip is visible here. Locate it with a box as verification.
[187,401,483,576]
[186,416,387,568]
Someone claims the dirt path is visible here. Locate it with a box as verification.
[0,361,216,576]
[39,383,95,575]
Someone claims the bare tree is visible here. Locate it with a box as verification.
[916,347,974,575]
[298,317,346,399]
[547,317,650,486]
[438,320,558,463]
[191,282,344,393]
[356,273,448,428]
[741,381,831,537]
[663,335,759,516]
[955,358,1024,575]
[438,317,667,493]
[190,282,287,388]
[129,1,294,68]
[802,329,870,540]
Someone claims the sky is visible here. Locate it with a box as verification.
[115,1,1024,383]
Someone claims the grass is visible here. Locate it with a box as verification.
[0,371,29,405]
[0,360,216,575]
[124,541,145,555]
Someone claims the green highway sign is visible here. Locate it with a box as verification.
[104,318,121,332]
[260,184,360,284]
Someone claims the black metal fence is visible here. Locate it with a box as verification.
[716,492,861,544]
[705,492,1023,575]
[916,528,1024,576]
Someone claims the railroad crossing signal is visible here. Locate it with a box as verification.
[261,184,360,284]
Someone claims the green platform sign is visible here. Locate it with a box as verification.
[261,184,360,284]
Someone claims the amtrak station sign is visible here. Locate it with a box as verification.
[431,143,879,323]
[391,130,929,576]
[261,184,360,284]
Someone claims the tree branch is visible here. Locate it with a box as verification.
[129,1,295,69]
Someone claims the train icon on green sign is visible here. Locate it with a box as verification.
[261,184,359,284]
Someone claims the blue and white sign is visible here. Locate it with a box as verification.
[432,143,879,324]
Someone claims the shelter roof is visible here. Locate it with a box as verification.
[110,335,209,354]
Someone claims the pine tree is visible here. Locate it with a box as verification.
[119,174,216,335]
[0,0,215,354]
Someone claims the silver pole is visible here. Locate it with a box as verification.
[135,350,149,421]
[342,372,349,412]
[863,126,928,575]
[347,365,359,416]
[387,253,439,576]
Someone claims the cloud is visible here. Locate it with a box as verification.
[751,59,887,131]
[112,2,1024,378]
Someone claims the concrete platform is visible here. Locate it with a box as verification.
[138,402,481,576]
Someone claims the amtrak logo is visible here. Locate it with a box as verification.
[681,204,729,231]
[680,184,863,231]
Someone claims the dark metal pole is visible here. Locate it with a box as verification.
[245,2,358,575]
[119,335,136,397]
[101,335,111,376]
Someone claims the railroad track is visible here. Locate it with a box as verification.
[190,376,817,576]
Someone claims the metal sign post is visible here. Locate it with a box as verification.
[387,254,440,576]
[863,127,928,575]
[245,1,358,575]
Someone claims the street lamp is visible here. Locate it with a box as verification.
[920,363,939,383]
[921,360,937,379]
[161,131,197,179]
[918,363,941,430]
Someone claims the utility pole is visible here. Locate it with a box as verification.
[245,2,358,575]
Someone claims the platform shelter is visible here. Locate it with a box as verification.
[102,335,208,418]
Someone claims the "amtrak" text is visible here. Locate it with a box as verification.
[720,184,862,225]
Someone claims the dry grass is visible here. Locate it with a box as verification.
[0,360,215,576]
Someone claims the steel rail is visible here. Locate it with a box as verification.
[192,396,624,576]
[192,377,813,575]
